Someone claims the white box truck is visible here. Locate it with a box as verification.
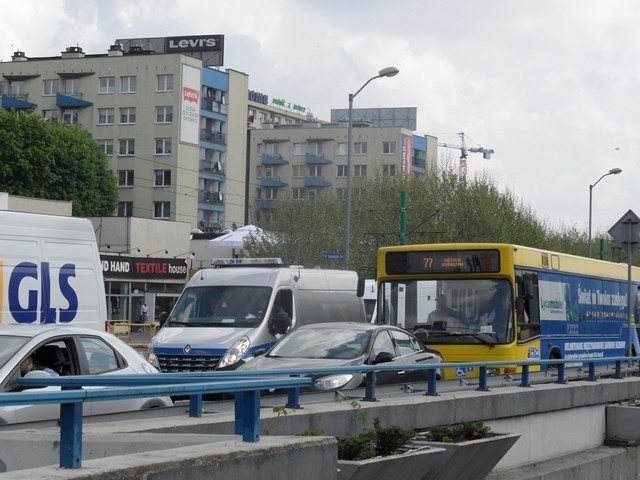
[0,211,106,330]
[148,258,366,372]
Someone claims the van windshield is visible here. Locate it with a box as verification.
[166,286,272,328]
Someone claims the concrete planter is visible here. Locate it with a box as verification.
[337,444,447,480]
[410,432,521,480]
[606,404,640,445]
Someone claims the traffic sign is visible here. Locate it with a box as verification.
[323,252,344,261]
[608,209,640,250]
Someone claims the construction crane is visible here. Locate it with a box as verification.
[438,132,494,177]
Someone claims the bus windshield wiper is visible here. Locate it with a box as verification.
[449,331,497,346]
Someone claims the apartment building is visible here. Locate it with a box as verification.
[248,110,438,224]
[0,35,248,232]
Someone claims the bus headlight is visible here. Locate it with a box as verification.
[219,336,251,369]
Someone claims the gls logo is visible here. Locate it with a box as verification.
[1,261,78,324]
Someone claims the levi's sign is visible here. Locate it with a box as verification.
[166,35,223,52]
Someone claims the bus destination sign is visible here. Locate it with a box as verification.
[386,250,501,275]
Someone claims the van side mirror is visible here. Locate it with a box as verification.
[269,311,291,336]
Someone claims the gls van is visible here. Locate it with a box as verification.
[0,211,106,330]
[148,258,366,372]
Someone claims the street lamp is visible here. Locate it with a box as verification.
[588,167,622,258]
[343,66,400,269]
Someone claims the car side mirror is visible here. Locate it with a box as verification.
[269,311,291,336]
[373,351,394,364]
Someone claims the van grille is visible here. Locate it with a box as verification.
[157,354,221,372]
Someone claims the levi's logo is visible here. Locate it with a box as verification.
[183,87,199,103]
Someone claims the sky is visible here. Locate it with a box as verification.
[1,0,637,235]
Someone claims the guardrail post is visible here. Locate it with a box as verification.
[363,372,377,402]
[477,366,489,391]
[615,360,622,379]
[234,390,260,442]
[588,362,596,381]
[426,368,438,396]
[286,386,301,409]
[59,387,83,468]
[189,393,203,417]
[520,365,530,387]
[557,363,565,384]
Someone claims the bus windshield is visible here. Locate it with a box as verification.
[377,279,514,344]
[166,286,272,328]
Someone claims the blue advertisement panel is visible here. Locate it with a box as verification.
[538,271,629,363]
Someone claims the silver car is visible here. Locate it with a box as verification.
[0,325,172,424]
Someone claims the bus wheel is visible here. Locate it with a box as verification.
[548,347,562,370]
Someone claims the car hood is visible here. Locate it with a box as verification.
[239,355,364,371]
[152,326,251,349]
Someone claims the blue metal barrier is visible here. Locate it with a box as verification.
[8,356,636,469]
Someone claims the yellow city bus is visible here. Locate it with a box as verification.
[375,243,640,380]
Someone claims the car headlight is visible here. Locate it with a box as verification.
[147,347,159,368]
[218,336,251,369]
[312,374,355,391]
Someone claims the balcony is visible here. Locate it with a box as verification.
[304,176,331,188]
[261,153,289,165]
[200,130,226,145]
[1,94,36,110]
[259,199,276,210]
[201,98,227,114]
[260,177,288,188]
[199,190,224,204]
[56,92,92,108]
[304,153,332,165]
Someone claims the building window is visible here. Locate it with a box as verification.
[155,138,172,155]
[119,107,136,124]
[120,76,137,93]
[117,202,133,217]
[248,108,255,122]
[354,165,367,177]
[42,109,58,122]
[383,141,396,154]
[307,189,318,201]
[337,143,347,155]
[308,142,322,155]
[156,106,173,123]
[118,170,134,187]
[42,79,58,96]
[99,76,115,94]
[292,143,305,155]
[337,165,347,177]
[308,165,322,177]
[383,164,397,176]
[9,80,25,96]
[154,170,171,186]
[255,187,262,200]
[98,139,114,155]
[154,201,170,219]
[265,143,278,155]
[62,110,78,125]
[119,139,135,156]
[292,165,305,177]
[156,74,173,92]
[292,188,304,200]
[265,188,277,200]
[63,78,79,95]
[354,142,367,155]
[336,187,346,198]
[264,166,274,178]
[98,108,114,125]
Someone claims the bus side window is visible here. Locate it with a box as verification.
[516,270,540,340]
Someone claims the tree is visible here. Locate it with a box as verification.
[0,110,118,216]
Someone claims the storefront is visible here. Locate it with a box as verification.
[101,255,189,324]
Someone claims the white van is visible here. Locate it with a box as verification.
[148,258,366,372]
[0,211,106,330]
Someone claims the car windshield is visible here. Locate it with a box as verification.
[166,286,272,328]
[269,328,372,360]
[0,336,31,369]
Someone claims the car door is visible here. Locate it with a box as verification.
[369,329,402,385]
[388,329,433,384]
[77,336,146,416]
[1,338,91,425]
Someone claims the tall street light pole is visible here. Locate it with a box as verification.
[343,66,399,269]
[588,167,622,258]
